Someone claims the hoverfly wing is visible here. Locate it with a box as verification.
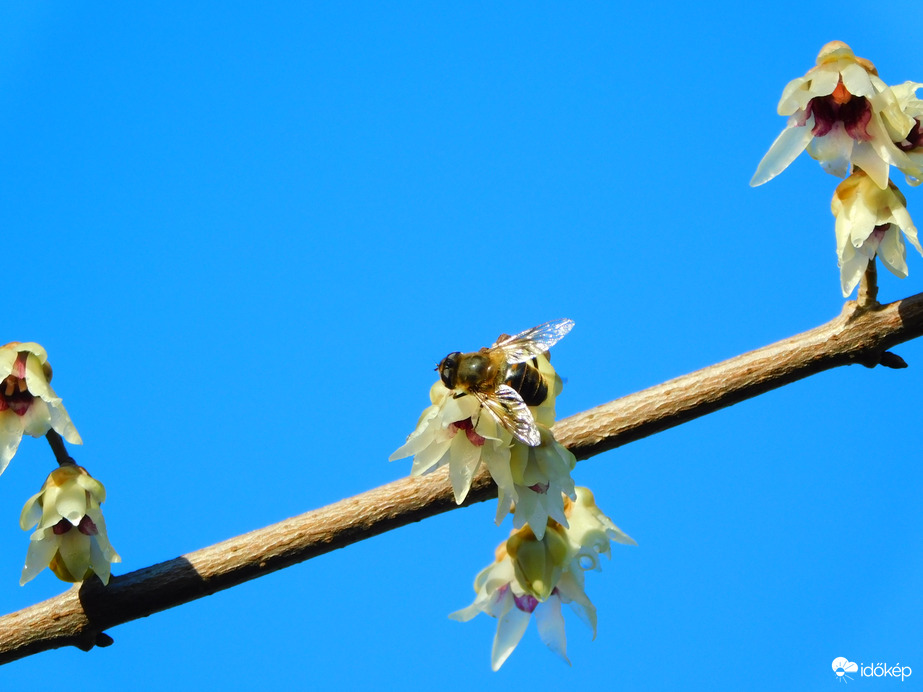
[478,384,541,446]
[492,318,574,365]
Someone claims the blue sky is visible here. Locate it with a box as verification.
[1,2,921,690]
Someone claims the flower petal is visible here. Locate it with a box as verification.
[89,537,113,585]
[23,353,53,401]
[448,434,481,504]
[750,119,815,187]
[55,481,89,525]
[19,397,53,438]
[19,492,43,531]
[491,594,530,671]
[876,227,909,279]
[557,570,598,636]
[534,595,570,664]
[56,530,91,582]
[850,140,890,190]
[19,530,58,585]
[0,410,25,476]
[840,62,874,97]
[808,125,853,179]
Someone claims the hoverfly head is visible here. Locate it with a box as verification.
[437,352,462,390]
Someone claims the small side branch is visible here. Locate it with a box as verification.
[2,292,923,663]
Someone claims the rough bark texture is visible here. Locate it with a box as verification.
[2,295,922,663]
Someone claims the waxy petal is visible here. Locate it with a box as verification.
[491,594,530,671]
[840,62,875,97]
[20,530,59,585]
[806,69,840,98]
[56,529,92,581]
[0,410,25,476]
[447,434,482,503]
[808,125,853,178]
[557,570,598,636]
[750,119,815,187]
[534,596,569,664]
[850,141,890,189]
[55,480,89,525]
[18,465,119,586]
[19,493,42,531]
[876,228,909,279]
[23,352,53,401]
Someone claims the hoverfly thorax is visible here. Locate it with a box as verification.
[439,348,504,394]
[456,349,502,392]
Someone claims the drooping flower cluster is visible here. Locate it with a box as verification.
[751,41,921,189]
[390,331,577,536]
[832,170,921,295]
[391,321,635,668]
[0,340,122,588]
[449,488,635,670]
[20,464,120,585]
[0,342,82,476]
[751,42,923,297]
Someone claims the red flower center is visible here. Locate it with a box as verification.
[0,353,34,416]
[449,418,487,446]
[52,514,97,536]
[805,80,873,141]
[513,593,539,613]
[897,119,923,152]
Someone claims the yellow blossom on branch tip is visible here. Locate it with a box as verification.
[751,41,918,189]
[19,464,120,586]
[0,342,82,476]
[831,169,922,296]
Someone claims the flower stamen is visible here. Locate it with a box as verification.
[831,80,851,105]
[0,375,34,415]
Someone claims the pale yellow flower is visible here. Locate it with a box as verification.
[891,81,923,186]
[501,426,576,539]
[450,488,634,670]
[831,169,922,296]
[0,342,81,476]
[20,465,120,585]
[390,381,513,504]
[751,41,917,189]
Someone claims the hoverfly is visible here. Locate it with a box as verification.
[436,318,574,446]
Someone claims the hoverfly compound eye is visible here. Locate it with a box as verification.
[439,352,461,389]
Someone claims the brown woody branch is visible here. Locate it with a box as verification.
[2,294,923,663]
